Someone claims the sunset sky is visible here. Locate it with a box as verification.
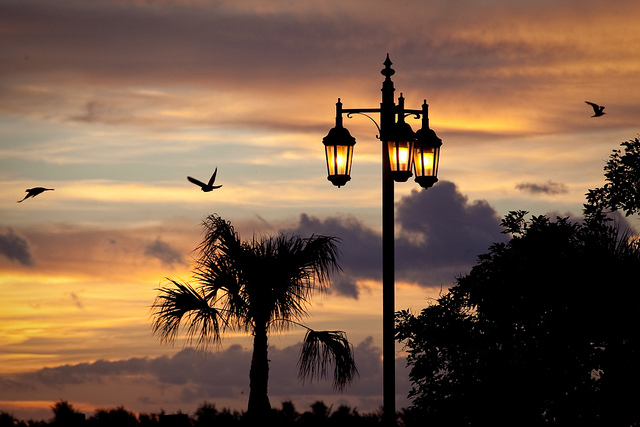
[2,0,640,421]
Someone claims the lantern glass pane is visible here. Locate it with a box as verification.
[388,140,413,172]
[414,146,439,177]
[433,146,440,175]
[326,145,353,176]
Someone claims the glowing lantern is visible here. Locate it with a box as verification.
[413,101,442,189]
[323,100,356,187]
[385,95,415,182]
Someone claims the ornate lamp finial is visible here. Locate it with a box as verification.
[381,54,395,79]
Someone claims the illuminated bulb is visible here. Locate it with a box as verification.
[398,147,409,164]
[423,152,433,173]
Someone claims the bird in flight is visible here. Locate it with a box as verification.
[17,187,54,203]
[585,101,605,117]
[187,168,223,192]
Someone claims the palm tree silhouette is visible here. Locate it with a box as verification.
[151,214,357,420]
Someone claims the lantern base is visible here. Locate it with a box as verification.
[391,171,412,183]
[328,175,351,188]
[415,176,438,189]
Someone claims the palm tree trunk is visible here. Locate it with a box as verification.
[247,318,271,420]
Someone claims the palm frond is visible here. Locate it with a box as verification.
[300,235,342,285]
[192,215,254,330]
[263,234,342,328]
[298,329,358,391]
[150,278,225,349]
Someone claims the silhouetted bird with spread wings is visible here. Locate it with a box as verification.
[187,168,222,192]
[17,187,54,203]
[585,101,605,117]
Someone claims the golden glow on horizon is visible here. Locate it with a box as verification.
[436,117,529,133]
[2,179,379,208]
[0,400,99,418]
[159,109,195,118]
[0,257,434,372]
[0,400,60,409]
[12,179,383,210]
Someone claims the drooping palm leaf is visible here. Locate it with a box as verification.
[150,278,225,349]
[298,329,358,391]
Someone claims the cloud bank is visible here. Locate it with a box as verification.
[285,181,506,298]
[0,337,409,417]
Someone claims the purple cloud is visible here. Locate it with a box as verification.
[285,181,505,297]
[516,181,568,195]
[0,338,410,414]
[0,228,35,266]
[144,238,184,268]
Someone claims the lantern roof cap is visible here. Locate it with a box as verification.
[415,127,442,147]
[323,125,356,146]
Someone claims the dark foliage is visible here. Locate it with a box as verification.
[1,401,389,427]
[51,402,85,427]
[396,212,640,426]
[88,407,137,427]
[585,136,640,217]
[0,411,23,427]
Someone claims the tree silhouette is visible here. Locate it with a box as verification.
[51,401,84,427]
[89,407,137,427]
[151,215,357,421]
[193,403,218,427]
[5,401,392,427]
[274,401,299,427]
[585,136,640,217]
[396,211,640,426]
[0,411,22,427]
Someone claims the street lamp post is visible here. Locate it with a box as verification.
[322,55,442,426]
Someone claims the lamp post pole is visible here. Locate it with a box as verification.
[380,56,398,427]
[322,55,442,426]
[381,143,396,426]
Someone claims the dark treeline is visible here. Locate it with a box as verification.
[0,400,417,427]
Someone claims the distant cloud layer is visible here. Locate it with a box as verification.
[0,337,409,415]
[2,0,639,134]
[0,228,34,266]
[516,181,569,195]
[286,181,506,298]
